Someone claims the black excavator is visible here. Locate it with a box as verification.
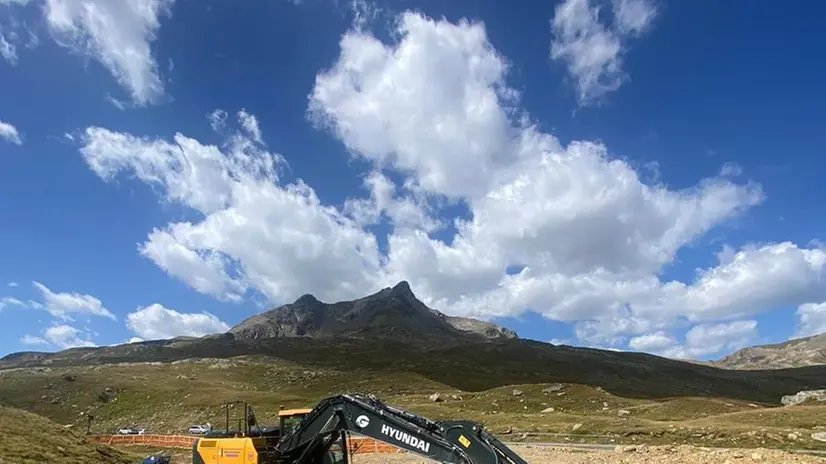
[191,392,529,464]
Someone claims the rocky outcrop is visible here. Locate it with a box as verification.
[781,389,826,406]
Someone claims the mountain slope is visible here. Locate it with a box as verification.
[227,281,517,342]
[714,332,826,369]
[0,405,136,464]
[2,333,826,404]
[3,282,826,406]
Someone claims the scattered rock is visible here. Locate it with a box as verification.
[450,394,463,400]
[571,423,582,431]
[502,426,513,434]
[616,445,637,453]
[812,432,826,442]
[750,452,763,460]
[542,384,564,393]
[781,389,826,406]
[618,409,631,417]
[787,432,800,440]
[428,393,442,402]
[512,389,523,396]
[541,407,555,413]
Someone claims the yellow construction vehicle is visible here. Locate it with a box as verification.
[191,393,528,464]
[192,403,314,464]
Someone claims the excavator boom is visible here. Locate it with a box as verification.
[275,393,529,464]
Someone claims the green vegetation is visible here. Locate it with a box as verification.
[1,355,825,453]
[0,405,141,464]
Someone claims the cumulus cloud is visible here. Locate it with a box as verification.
[75,10,822,360]
[663,320,759,360]
[31,281,116,321]
[22,324,97,349]
[125,303,230,340]
[0,119,22,145]
[550,0,657,105]
[79,110,383,304]
[795,302,826,339]
[42,0,174,105]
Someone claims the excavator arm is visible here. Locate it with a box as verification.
[275,393,528,464]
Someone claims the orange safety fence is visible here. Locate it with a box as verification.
[87,434,197,448]
[86,434,404,454]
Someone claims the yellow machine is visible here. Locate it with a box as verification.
[192,404,312,464]
[192,393,529,464]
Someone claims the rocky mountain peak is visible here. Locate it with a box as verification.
[391,280,413,295]
[227,281,517,343]
[293,293,321,306]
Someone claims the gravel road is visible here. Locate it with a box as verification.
[352,444,826,464]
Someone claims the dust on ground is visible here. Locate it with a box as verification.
[351,444,826,464]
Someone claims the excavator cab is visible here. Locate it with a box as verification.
[278,408,312,436]
[279,407,348,464]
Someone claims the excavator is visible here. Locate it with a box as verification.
[191,392,529,464]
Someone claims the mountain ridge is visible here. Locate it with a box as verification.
[3,282,826,406]
[713,332,826,370]
[226,280,518,342]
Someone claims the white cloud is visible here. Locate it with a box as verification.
[628,331,676,351]
[0,119,22,145]
[0,33,17,65]
[550,0,657,105]
[0,0,33,4]
[237,109,263,144]
[0,296,25,310]
[20,334,49,346]
[720,162,742,177]
[78,111,383,304]
[75,10,823,360]
[7,282,18,287]
[125,303,230,340]
[795,302,826,339]
[208,109,228,132]
[611,0,657,36]
[42,0,174,105]
[662,320,759,359]
[32,281,116,321]
[44,324,97,348]
[22,324,97,349]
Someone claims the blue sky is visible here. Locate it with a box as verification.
[1,0,824,359]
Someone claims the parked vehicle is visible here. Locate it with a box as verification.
[116,426,145,435]
[141,453,171,464]
[187,424,212,435]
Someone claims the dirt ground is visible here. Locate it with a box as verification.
[352,444,826,464]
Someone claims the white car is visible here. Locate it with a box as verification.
[117,427,144,435]
[188,425,211,435]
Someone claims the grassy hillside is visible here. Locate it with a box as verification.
[4,337,826,404]
[1,356,825,452]
[0,405,142,464]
